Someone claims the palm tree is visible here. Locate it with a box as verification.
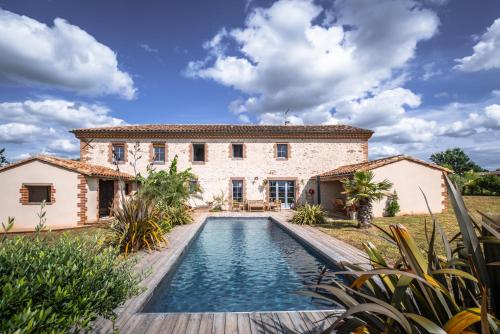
[341,170,393,228]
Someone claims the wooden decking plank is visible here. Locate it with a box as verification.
[237,313,252,334]
[248,312,263,334]
[298,312,325,334]
[171,313,190,334]
[198,313,214,334]
[157,314,182,334]
[259,313,282,333]
[288,312,311,334]
[212,313,226,334]
[185,313,203,334]
[225,313,239,334]
[122,314,159,334]
[275,313,297,333]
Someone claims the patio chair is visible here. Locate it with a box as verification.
[247,200,265,212]
[269,199,281,211]
[230,201,242,212]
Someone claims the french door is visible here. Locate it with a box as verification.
[269,180,295,209]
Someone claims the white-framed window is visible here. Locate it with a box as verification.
[232,179,243,202]
[276,143,288,159]
[153,145,165,163]
[113,144,125,162]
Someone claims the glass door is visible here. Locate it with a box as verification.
[269,180,295,209]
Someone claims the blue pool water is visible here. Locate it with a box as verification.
[142,218,341,313]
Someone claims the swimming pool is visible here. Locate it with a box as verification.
[142,217,341,313]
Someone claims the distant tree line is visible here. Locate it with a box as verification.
[0,148,8,167]
[430,148,500,196]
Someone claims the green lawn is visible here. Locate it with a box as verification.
[317,196,500,264]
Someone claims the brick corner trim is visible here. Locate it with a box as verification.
[77,175,88,225]
[441,173,449,213]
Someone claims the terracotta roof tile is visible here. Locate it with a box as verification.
[319,155,451,179]
[71,124,373,139]
[0,155,133,180]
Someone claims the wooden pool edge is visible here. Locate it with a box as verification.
[93,211,370,334]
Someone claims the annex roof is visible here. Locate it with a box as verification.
[0,155,133,180]
[318,155,451,179]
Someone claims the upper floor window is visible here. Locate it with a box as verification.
[153,145,166,163]
[276,143,288,159]
[28,185,52,204]
[192,143,205,162]
[232,144,244,159]
[113,144,125,163]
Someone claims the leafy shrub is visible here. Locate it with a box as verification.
[291,204,326,225]
[137,156,201,208]
[307,176,500,333]
[384,191,400,217]
[104,196,166,254]
[209,191,227,211]
[158,203,193,227]
[0,232,141,333]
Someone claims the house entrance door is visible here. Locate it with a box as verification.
[99,180,115,217]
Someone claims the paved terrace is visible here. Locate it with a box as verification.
[94,210,368,334]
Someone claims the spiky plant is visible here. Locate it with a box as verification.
[341,171,393,228]
[305,176,500,333]
[103,195,166,255]
[291,204,327,225]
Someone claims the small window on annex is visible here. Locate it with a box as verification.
[232,144,244,159]
[192,143,205,162]
[28,185,51,203]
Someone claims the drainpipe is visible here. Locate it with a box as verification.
[316,175,321,205]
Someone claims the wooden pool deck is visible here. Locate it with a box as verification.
[93,211,367,334]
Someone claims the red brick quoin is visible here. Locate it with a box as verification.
[77,175,88,225]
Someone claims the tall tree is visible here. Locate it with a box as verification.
[430,148,484,175]
[0,148,8,167]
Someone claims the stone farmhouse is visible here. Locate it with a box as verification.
[0,124,450,230]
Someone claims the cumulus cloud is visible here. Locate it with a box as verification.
[334,88,421,128]
[0,99,125,158]
[0,8,136,99]
[369,145,401,158]
[187,0,438,125]
[455,18,500,72]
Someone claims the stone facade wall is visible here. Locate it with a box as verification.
[82,138,367,206]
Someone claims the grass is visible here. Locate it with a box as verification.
[317,196,500,264]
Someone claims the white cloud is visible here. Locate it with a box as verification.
[334,88,421,128]
[187,0,438,124]
[0,8,136,99]
[455,18,500,72]
[0,99,126,159]
[422,62,443,80]
[374,117,438,144]
[0,123,45,144]
[369,145,401,158]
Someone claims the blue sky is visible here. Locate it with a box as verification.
[0,0,499,169]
